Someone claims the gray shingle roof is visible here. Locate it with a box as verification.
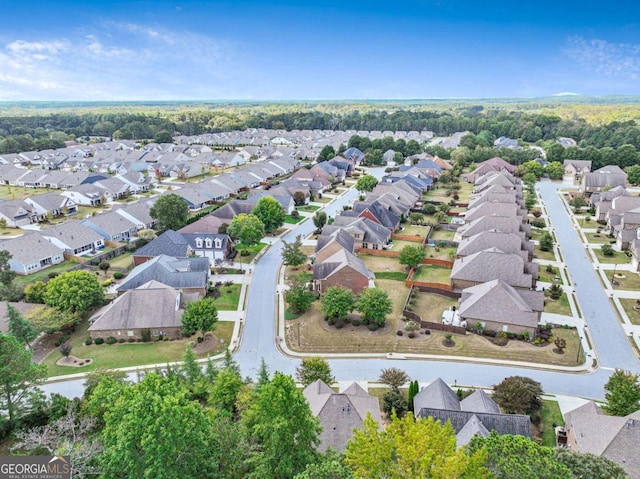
[316,228,355,254]
[460,390,501,414]
[451,248,532,289]
[413,378,461,413]
[134,230,190,258]
[0,232,64,265]
[40,219,103,250]
[313,248,373,282]
[456,414,490,446]
[116,255,209,292]
[418,408,532,438]
[82,210,138,236]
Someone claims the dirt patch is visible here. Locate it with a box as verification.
[56,355,93,367]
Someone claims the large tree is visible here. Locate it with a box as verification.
[378,367,410,390]
[149,193,190,231]
[554,449,629,479]
[357,288,392,327]
[6,304,37,346]
[492,376,543,415]
[181,297,219,337]
[243,372,321,478]
[545,161,565,180]
[100,374,215,479]
[313,211,327,233]
[285,274,315,314]
[355,174,378,193]
[320,286,356,321]
[345,413,490,479]
[282,235,307,268]
[44,270,104,315]
[228,213,265,247]
[0,250,16,286]
[398,245,426,270]
[251,196,286,233]
[0,333,47,424]
[296,357,335,387]
[603,369,640,416]
[466,432,570,479]
[24,305,80,334]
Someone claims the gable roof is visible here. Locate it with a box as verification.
[316,228,356,254]
[460,390,501,414]
[313,248,373,282]
[0,232,64,265]
[456,414,491,446]
[451,249,532,289]
[116,255,209,292]
[134,230,190,258]
[418,408,532,438]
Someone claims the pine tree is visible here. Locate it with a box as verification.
[407,380,419,413]
[6,304,37,347]
[256,357,270,393]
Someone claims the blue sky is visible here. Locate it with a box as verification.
[0,0,639,100]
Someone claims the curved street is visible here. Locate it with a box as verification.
[42,175,640,400]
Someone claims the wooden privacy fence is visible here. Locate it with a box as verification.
[391,233,424,242]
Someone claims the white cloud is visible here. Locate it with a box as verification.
[564,36,640,81]
[0,23,253,100]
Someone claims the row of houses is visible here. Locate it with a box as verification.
[452,160,543,338]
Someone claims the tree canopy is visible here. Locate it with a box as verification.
[6,304,37,345]
[149,193,190,231]
[251,196,286,233]
[281,235,307,268]
[44,270,105,315]
[603,369,640,416]
[355,174,378,193]
[0,250,16,286]
[357,288,392,326]
[295,357,335,387]
[320,286,356,321]
[492,376,543,415]
[398,245,426,270]
[181,297,219,337]
[228,213,265,247]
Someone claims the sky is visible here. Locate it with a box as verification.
[0,0,639,101]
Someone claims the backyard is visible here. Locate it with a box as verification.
[410,291,458,323]
[390,239,422,252]
[429,228,456,242]
[411,265,452,284]
[41,321,234,377]
[13,260,80,286]
[398,224,430,237]
[361,255,406,274]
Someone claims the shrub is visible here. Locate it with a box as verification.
[48,272,60,279]
[141,329,152,342]
[106,336,117,345]
[601,244,614,256]
[397,330,403,336]
[240,249,250,256]
[84,337,92,346]
[101,278,114,287]
[368,323,379,331]
[127,338,136,343]
[290,210,300,219]
[351,319,361,327]
[404,321,420,332]
[118,338,126,343]
[94,337,105,345]
[54,335,71,347]
[408,332,415,339]
[530,218,546,228]
[335,320,344,329]
[163,336,169,341]
[113,271,124,280]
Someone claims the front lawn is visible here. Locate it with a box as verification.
[619,298,640,326]
[611,271,640,290]
[212,284,242,311]
[284,215,304,224]
[235,242,268,263]
[42,321,234,377]
[537,266,562,284]
[296,205,321,212]
[593,248,630,265]
[534,246,557,262]
[584,232,614,244]
[412,265,451,284]
[543,291,572,316]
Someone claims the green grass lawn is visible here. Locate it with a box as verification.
[284,215,304,224]
[611,271,640,290]
[618,298,640,326]
[212,284,242,311]
[14,260,80,286]
[108,252,133,270]
[296,205,321,212]
[544,291,572,316]
[374,271,408,281]
[540,399,564,447]
[235,242,268,263]
[412,265,451,284]
[584,232,614,244]
[534,246,557,262]
[398,224,429,237]
[430,229,456,242]
[42,321,234,377]
[593,248,630,265]
[313,196,332,203]
[390,239,421,251]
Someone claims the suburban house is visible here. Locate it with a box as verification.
[211,200,255,223]
[313,247,374,295]
[605,196,640,239]
[81,211,139,242]
[178,214,227,235]
[414,378,532,446]
[342,200,401,231]
[473,171,523,195]
[458,279,543,337]
[455,214,530,242]
[462,157,516,183]
[591,186,629,221]
[315,229,356,263]
[116,255,210,296]
[563,160,592,182]
[614,207,640,249]
[88,281,184,341]
[40,220,105,256]
[324,216,392,250]
[494,136,520,149]
[0,200,33,227]
[450,247,536,290]
[245,192,295,215]
[0,233,65,275]
[61,183,104,206]
[303,380,381,452]
[111,201,156,230]
[463,201,525,224]
[342,147,365,164]
[456,230,533,261]
[582,165,628,196]
[562,401,640,478]
[133,230,232,266]
[24,193,77,222]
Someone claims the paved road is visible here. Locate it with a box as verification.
[41,176,640,399]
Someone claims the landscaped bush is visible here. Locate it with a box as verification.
[118,338,125,343]
[601,244,615,256]
[397,330,403,336]
[106,336,117,345]
[408,332,415,339]
[101,278,114,287]
[48,272,60,279]
[197,336,204,343]
[113,271,124,280]
[141,328,152,342]
[351,319,360,327]
[94,337,105,345]
[84,338,92,346]
[127,338,136,343]
[291,210,300,219]
[240,249,250,256]
[54,335,70,347]
[368,323,379,331]
[334,320,344,329]
[530,218,546,228]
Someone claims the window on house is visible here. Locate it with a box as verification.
[214,239,221,248]
[373,243,379,250]
[362,243,368,249]
[195,238,203,248]
[205,238,212,248]
[127,330,134,337]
